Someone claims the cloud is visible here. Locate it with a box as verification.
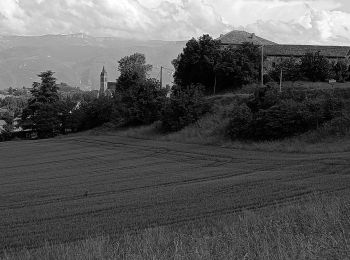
[0,0,231,40]
[0,0,349,45]
[243,4,350,45]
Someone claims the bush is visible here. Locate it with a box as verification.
[300,52,331,82]
[112,78,167,127]
[320,113,350,135]
[226,103,253,139]
[161,84,209,132]
[331,60,349,82]
[69,97,113,131]
[247,85,280,112]
[227,85,348,141]
[268,57,301,83]
[250,100,312,140]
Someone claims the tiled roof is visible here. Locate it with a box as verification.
[218,30,276,45]
[264,45,350,58]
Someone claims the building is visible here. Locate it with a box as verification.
[0,119,6,132]
[263,45,350,71]
[99,66,117,98]
[218,30,350,71]
[218,30,277,47]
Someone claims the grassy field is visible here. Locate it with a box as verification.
[3,194,349,260]
[0,133,350,253]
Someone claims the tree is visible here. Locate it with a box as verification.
[300,52,331,82]
[161,84,209,132]
[8,87,13,95]
[332,60,349,82]
[112,78,167,127]
[69,97,113,131]
[111,53,168,127]
[173,36,262,94]
[269,57,301,84]
[21,71,62,138]
[117,53,152,88]
[0,96,28,117]
[172,35,221,94]
[216,43,261,90]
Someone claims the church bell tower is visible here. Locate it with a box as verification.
[99,66,107,97]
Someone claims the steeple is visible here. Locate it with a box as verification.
[101,66,106,76]
[99,66,108,97]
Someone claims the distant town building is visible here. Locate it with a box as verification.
[99,66,117,98]
[12,117,23,132]
[0,119,6,132]
[218,30,350,71]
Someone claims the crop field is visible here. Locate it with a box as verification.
[0,133,350,250]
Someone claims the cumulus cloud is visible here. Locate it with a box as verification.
[243,3,350,45]
[0,0,231,40]
[0,0,349,45]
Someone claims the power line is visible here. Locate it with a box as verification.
[151,64,174,72]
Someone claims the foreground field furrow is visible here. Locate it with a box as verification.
[0,134,349,250]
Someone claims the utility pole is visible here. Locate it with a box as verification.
[261,45,264,87]
[160,66,163,88]
[279,68,283,93]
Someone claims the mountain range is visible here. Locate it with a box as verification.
[0,33,186,90]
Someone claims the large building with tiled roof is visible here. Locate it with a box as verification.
[218,30,350,71]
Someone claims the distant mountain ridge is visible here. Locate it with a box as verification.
[0,34,186,90]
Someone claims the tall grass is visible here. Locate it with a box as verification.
[3,194,349,260]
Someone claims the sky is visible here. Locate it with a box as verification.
[1,0,350,45]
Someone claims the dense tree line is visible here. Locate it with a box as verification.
[8,35,350,142]
[173,35,262,94]
[13,53,195,139]
[227,85,349,140]
[268,52,350,83]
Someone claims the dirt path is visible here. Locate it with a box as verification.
[0,134,349,250]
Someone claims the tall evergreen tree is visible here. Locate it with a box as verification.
[21,71,61,138]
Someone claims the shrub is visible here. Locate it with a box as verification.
[300,52,331,82]
[226,103,253,139]
[69,97,113,131]
[268,57,301,83]
[247,85,280,112]
[250,100,312,140]
[331,60,349,82]
[112,78,167,127]
[320,113,350,135]
[161,84,209,132]
[227,85,348,141]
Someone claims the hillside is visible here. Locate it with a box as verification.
[0,34,186,90]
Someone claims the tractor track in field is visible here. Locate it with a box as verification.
[0,134,349,250]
